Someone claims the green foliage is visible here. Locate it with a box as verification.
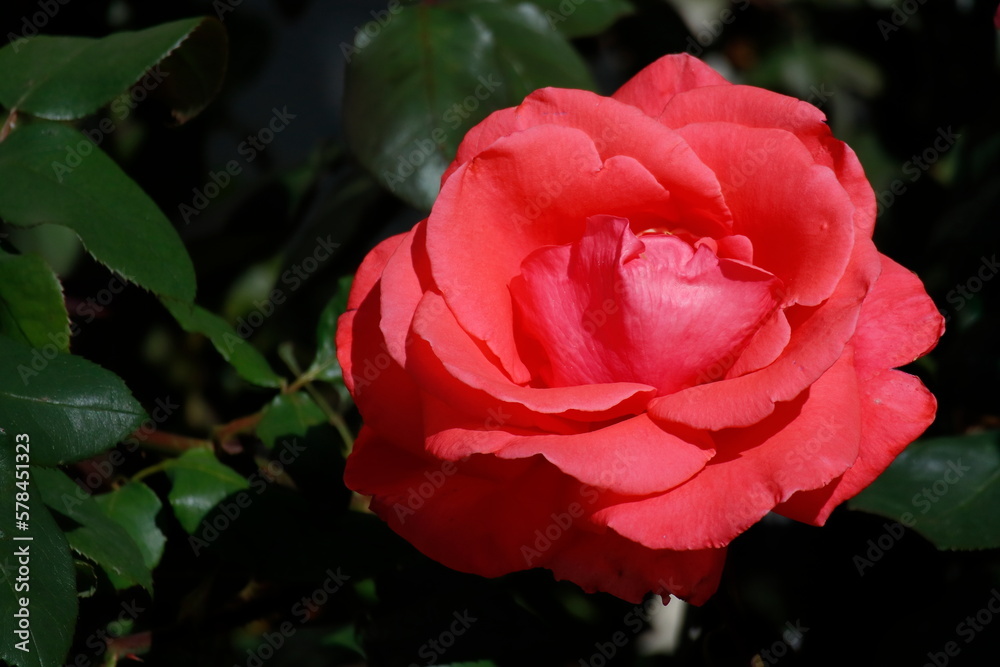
[35,467,153,592]
[343,0,595,209]
[0,336,146,466]
[0,121,196,302]
[161,298,284,388]
[0,17,224,121]
[0,249,69,351]
[165,449,250,534]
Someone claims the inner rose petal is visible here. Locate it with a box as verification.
[510,216,783,395]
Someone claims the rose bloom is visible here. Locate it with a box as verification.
[337,54,944,604]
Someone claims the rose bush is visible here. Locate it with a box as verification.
[337,54,944,604]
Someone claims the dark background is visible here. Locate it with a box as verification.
[2,0,999,665]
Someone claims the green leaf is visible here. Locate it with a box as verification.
[0,121,196,302]
[93,482,166,572]
[850,431,1000,550]
[257,392,327,449]
[34,467,152,592]
[164,449,249,534]
[0,17,225,121]
[0,249,69,352]
[518,0,633,38]
[0,335,146,466]
[0,445,77,667]
[344,0,595,210]
[161,298,283,389]
[306,275,352,385]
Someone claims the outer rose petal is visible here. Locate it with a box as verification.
[851,254,946,380]
[538,528,726,605]
[379,221,431,369]
[775,368,936,525]
[346,231,409,311]
[443,88,732,234]
[612,53,730,118]
[596,353,861,550]
[338,281,424,452]
[775,255,943,523]
[349,430,725,604]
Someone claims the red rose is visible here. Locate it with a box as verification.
[338,54,944,604]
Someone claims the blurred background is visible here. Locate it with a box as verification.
[2,0,999,665]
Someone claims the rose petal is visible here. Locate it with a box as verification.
[851,254,946,381]
[338,280,424,452]
[613,53,730,118]
[495,413,715,496]
[540,528,726,605]
[379,221,432,368]
[596,353,861,549]
[407,291,656,429]
[510,216,781,393]
[678,123,856,307]
[346,231,409,311]
[775,366,937,525]
[648,238,880,430]
[658,83,876,237]
[443,88,733,234]
[428,126,680,383]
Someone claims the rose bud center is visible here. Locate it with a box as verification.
[510,215,784,395]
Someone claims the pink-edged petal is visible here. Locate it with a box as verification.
[658,84,876,238]
[378,221,432,368]
[775,366,937,525]
[407,291,656,429]
[443,89,733,235]
[597,354,862,550]
[496,413,714,495]
[648,235,880,431]
[510,216,781,393]
[337,280,424,452]
[428,126,679,383]
[851,254,945,381]
[539,528,726,605]
[346,231,409,311]
[679,123,855,307]
[613,53,730,118]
